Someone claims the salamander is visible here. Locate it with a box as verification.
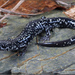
[0,17,75,55]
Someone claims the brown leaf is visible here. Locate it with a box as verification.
[0,22,7,27]
[0,0,58,17]
[64,6,75,20]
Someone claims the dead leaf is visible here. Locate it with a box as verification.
[0,0,59,17]
[0,22,7,27]
[64,6,75,20]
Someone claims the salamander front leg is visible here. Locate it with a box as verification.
[18,47,27,56]
[12,46,27,56]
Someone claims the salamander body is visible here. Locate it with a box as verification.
[0,17,75,55]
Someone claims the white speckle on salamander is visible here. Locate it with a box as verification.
[57,18,61,22]
[70,38,75,41]
[70,21,75,25]
[64,42,66,44]
[63,44,65,46]
[65,22,68,25]
[67,42,71,44]
[49,19,52,22]
[56,43,58,45]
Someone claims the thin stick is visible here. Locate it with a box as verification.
[0,8,42,16]
[0,0,25,22]
[0,15,4,18]
[55,0,71,8]
[12,0,25,11]
[0,0,9,8]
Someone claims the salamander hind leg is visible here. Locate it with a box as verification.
[17,47,27,56]
[39,16,54,42]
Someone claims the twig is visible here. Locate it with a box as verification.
[0,0,9,8]
[0,0,9,18]
[0,15,4,18]
[0,8,42,16]
[64,6,75,20]
[0,0,25,22]
[12,0,25,11]
[55,0,71,8]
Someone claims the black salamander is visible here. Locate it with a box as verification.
[0,17,75,55]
